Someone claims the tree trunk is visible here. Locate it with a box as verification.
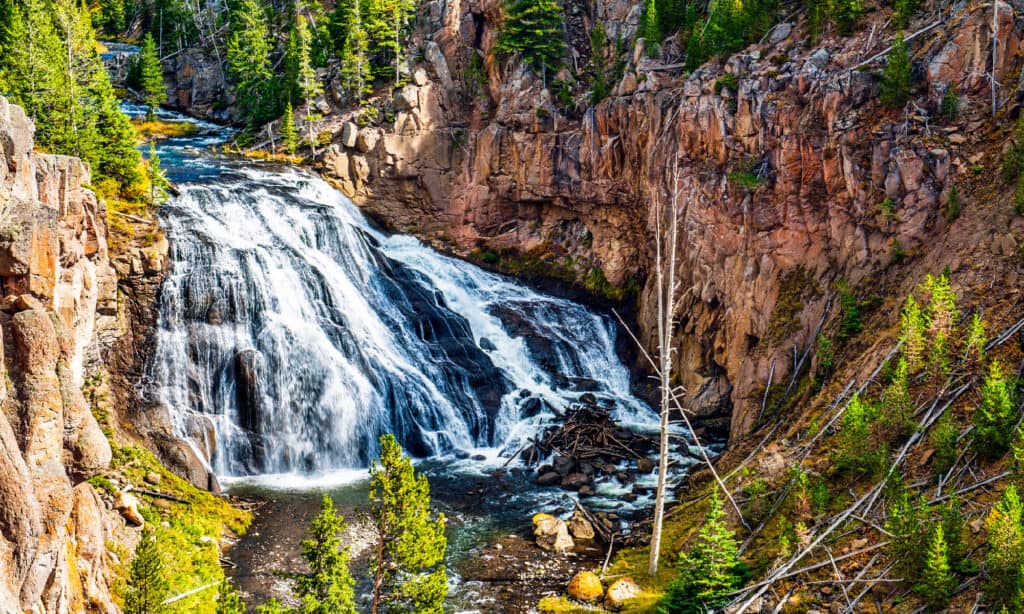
[370,535,385,614]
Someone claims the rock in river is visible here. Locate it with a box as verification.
[532,513,574,552]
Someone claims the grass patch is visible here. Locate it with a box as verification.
[131,118,200,138]
[108,444,250,613]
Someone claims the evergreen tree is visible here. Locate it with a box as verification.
[880,32,911,109]
[881,357,913,439]
[973,360,1017,457]
[984,485,1024,609]
[335,0,372,103]
[901,293,926,372]
[0,0,63,141]
[368,434,448,614]
[930,413,959,481]
[922,272,957,378]
[124,532,169,614]
[916,524,954,612]
[962,312,985,366]
[885,485,928,583]
[495,0,566,79]
[641,0,660,47]
[659,488,744,613]
[226,0,278,127]
[941,83,960,120]
[291,13,324,155]
[296,496,357,614]
[215,579,246,614]
[939,497,969,573]
[281,101,298,154]
[364,0,416,85]
[138,33,166,120]
[835,393,887,476]
[588,23,610,105]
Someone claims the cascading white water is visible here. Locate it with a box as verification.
[151,145,656,479]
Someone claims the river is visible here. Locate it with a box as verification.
[121,102,703,611]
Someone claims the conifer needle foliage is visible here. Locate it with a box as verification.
[125,531,170,614]
[495,0,566,77]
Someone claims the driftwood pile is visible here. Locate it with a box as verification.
[519,402,655,467]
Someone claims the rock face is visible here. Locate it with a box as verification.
[0,96,124,612]
[317,0,1021,440]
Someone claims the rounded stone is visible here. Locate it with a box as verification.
[567,571,603,602]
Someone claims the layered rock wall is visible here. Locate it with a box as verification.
[319,0,1024,439]
[0,97,124,613]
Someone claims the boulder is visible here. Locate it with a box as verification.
[568,511,595,540]
[532,513,574,552]
[567,571,604,602]
[393,85,419,111]
[115,491,144,526]
[553,455,575,476]
[536,471,561,486]
[144,472,162,486]
[636,458,655,473]
[604,577,642,610]
[561,472,590,490]
[356,128,380,153]
[341,122,358,148]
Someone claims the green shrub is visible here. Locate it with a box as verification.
[837,281,863,340]
[885,484,929,582]
[973,360,1017,457]
[984,485,1024,610]
[835,393,887,476]
[714,72,740,94]
[930,413,959,480]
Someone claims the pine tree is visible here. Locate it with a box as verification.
[922,273,957,379]
[495,0,566,79]
[880,32,911,109]
[917,524,954,612]
[659,488,744,612]
[973,360,1016,457]
[124,532,170,614]
[930,413,959,481]
[226,0,278,127]
[588,23,610,105]
[291,13,324,155]
[939,497,969,573]
[641,0,660,47]
[985,485,1024,609]
[962,312,985,366]
[363,0,416,86]
[901,293,926,372]
[138,32,166,120]
[281,101,298,154]
[0,0,63,142]
[335,0,372,103]
[941,83,960,120]
[885,485,928,583]
[835,393,886,476]
[368,434,448,614]
[296,496,357,614]
[215,579,246,614]
[881,357,913,439]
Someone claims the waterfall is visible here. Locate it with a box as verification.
[153,163,655,478]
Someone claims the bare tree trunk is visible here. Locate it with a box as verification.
[648,164,682,576]
[992,0,999,116]
[306,99,317,157]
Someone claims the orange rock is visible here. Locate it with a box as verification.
[567,571,603,602]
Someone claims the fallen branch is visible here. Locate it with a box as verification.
[849,20,943,70]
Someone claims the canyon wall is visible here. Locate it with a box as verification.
[317,0,1024,439]
[0,97,127,613]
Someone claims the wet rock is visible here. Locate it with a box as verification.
[579,392,597,406]
[478,337,497,352]
[568,512,595,540]
[567,571,604,601]
[536,471,561,486]
[605,577,642,610]
[578,484,595,498]
[553,455,576,476]
[471,454,487,461]
[561,473,590,490]
[521,396,545,417]
[533,513,574,551]
[454,449,471,459]
[636,458,655,473]
[568,377,600,391]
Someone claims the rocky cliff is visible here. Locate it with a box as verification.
[315,0,1024,440]
[0,97,129,613]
